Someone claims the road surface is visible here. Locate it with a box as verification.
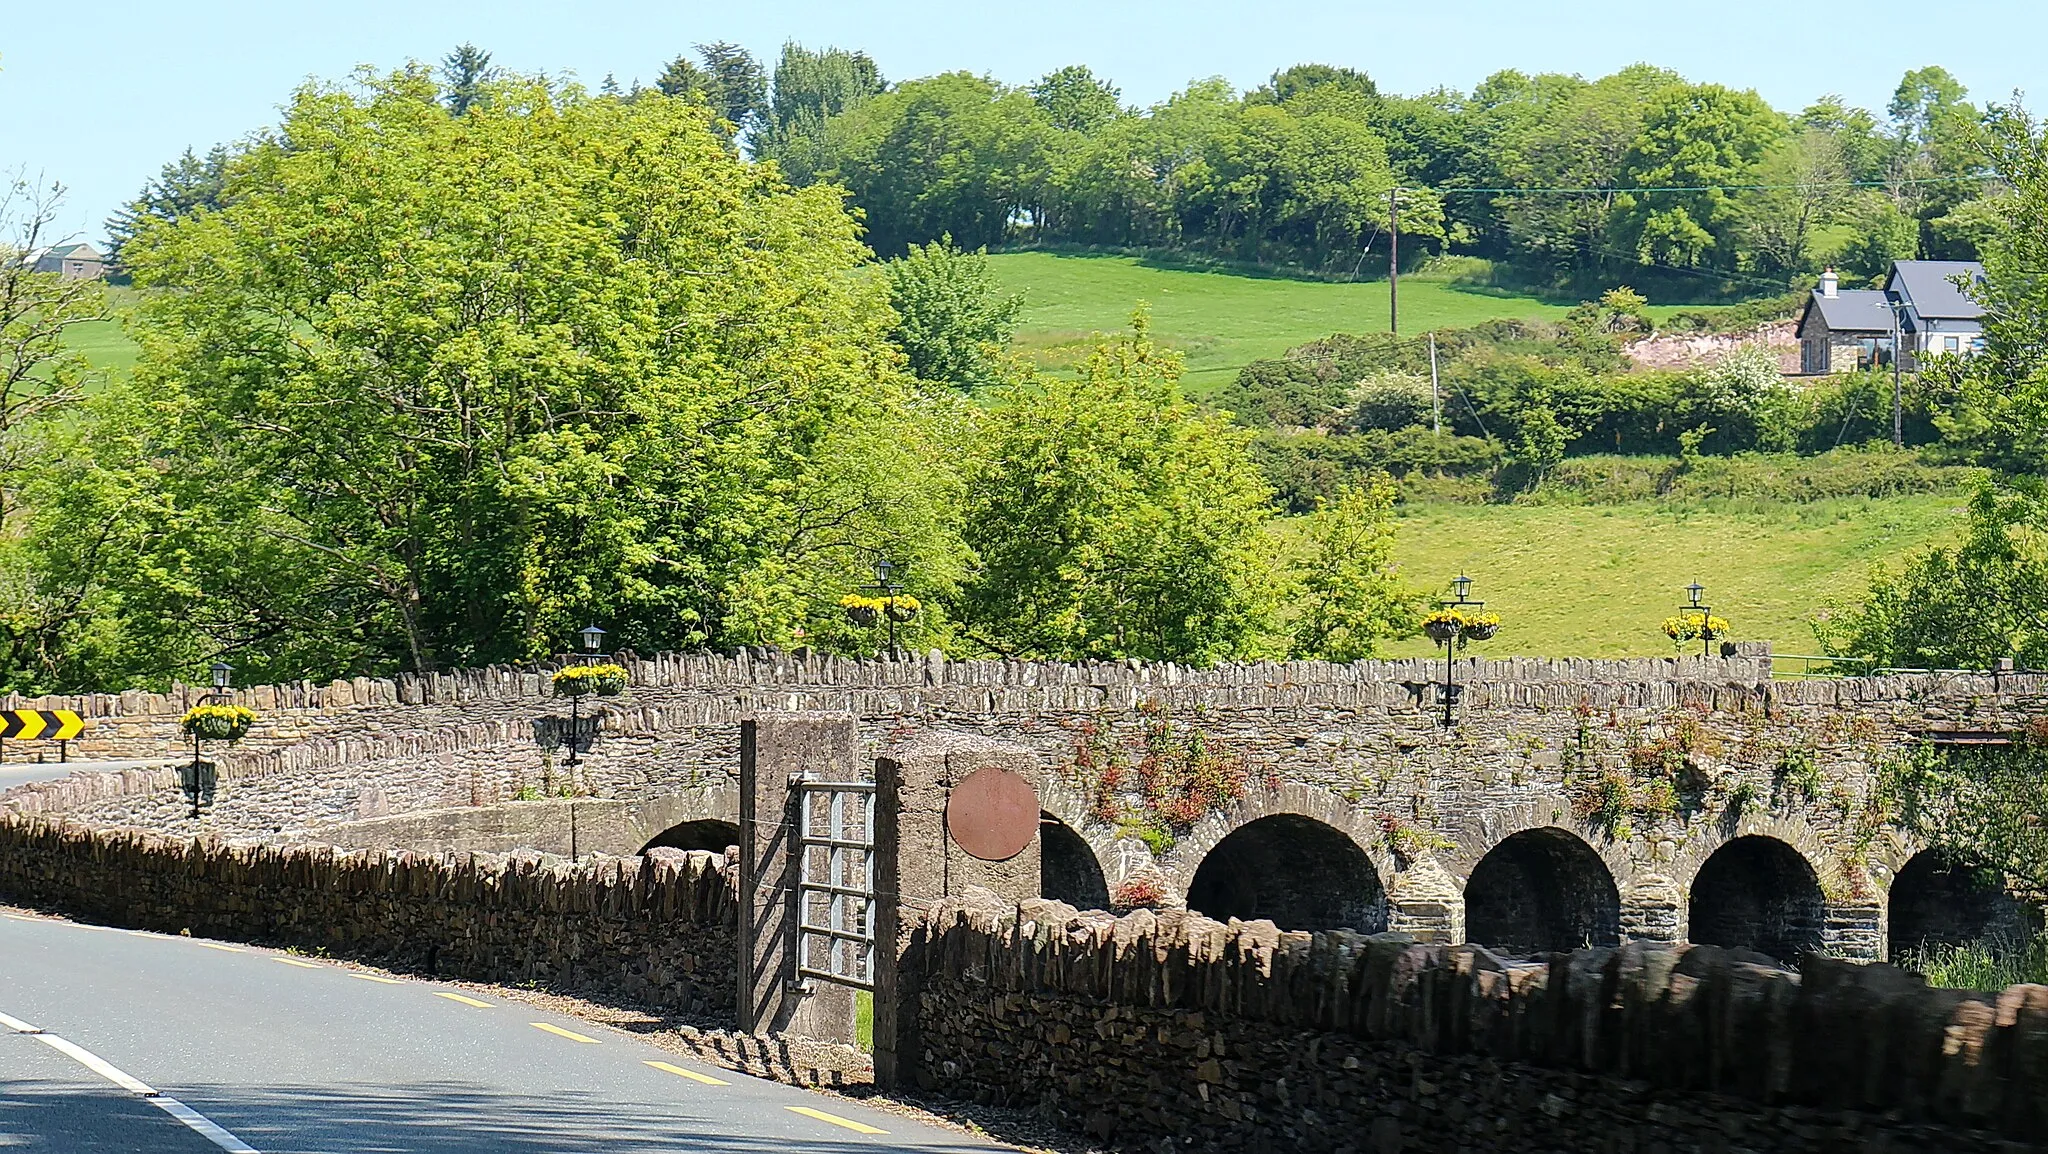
[0,912,1007,1153]
[0,760,182,793]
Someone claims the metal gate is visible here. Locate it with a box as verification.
[793,776,876,990]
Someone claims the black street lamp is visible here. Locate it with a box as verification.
[862,558,913,658]
[565,625,608,769]
[1434,574,1485,727]
[186,661,234,818]
[1682,581,1714,658]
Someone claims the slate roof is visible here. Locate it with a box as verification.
[1888,260,1985,320]
[1806,288,1893,334]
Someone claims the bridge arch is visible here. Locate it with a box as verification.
[1184,813,1388,933]
[1039,812,1110,910]
[1163,783,1399,892]
[638,818,740,856]
[1464,827,1621,955]
[1887,850,2027,961]
[1688,835,1825,962]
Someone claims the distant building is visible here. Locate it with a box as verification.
[1795,260,1986,375]
[28,242,108,281]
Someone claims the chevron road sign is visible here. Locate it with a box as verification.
[0,710,84,741]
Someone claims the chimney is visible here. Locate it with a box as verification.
[1820,268,1839,299]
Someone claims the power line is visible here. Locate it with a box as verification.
[1423,173,2002,197]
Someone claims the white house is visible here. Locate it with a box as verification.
[1796,260,1985,375]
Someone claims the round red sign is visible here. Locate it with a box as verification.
[945,767,1040,862]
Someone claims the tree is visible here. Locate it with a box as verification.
[440,43,495,115]
[960,311,1274,662]
[1249,64,1378,107]
[1737,128,1849,274]
[1030,65,1122,134]
[697,41,769,138]
[656,43,769,140]
[86,69,962,684]
[1614,83,1786,267]
[104,145,233,272]
[1817,484,2048,671]
[756,43,885,181]
[883,239,1023,391]
[1493,65,1676,274]
[0,176,111,689]
[0,176,106,524]
[1923,105,2048,470]
[1269,476,1424,661]
[825,72,1058,254]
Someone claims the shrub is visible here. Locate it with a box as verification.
[1343,372,1436,432]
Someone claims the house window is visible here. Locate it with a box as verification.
[1944,336,1960,353]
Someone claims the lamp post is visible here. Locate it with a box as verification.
[1435,574,1484,728]
[865,559,907,658]
[186,660,233,818]
[565,625,608,770]
[1683,582,1715,658]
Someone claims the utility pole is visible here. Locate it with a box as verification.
[1389,187,1400,334]
[1890,300,1905,448]
[1429,332,1441,435]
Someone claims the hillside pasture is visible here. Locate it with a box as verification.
[1378,494,1964,660]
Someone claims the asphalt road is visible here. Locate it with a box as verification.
[0,913,1007,1153]
[0,760,182,793]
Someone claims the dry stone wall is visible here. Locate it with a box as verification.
[912,891,2048,1152]
[0,814,738,1019]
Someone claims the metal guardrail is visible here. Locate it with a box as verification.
[1772,654,2026,680]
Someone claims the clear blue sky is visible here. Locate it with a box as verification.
[4,0,2041,243]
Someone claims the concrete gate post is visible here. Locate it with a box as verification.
[736,713,865,1042]
[872,734,1044,1090]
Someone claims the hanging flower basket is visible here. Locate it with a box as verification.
[1661,613,1731,646]
[1462,620,1501,642]
[843,593,920,625]
[553,663,629,698]
[1423,614,1463,645]
[182,703,256,743]
[1423,608,1504,647]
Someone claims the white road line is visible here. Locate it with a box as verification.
[1,1008,261,1152]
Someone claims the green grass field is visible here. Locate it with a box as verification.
[988,251,1581,391]
[1377,495,1965,660]
[987,251,1701,393]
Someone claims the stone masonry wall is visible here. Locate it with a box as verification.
[11,649,2048,962]
[912,891,2048,1152]
[0,814,739,1019]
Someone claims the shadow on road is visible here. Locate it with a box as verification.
[0,1080,999,1153]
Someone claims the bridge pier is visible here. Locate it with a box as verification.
[1386,858,1464,943]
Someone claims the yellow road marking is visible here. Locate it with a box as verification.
[3,914,38,922]
[785,1106,886,1134]
[434,992,492,1008]
[529,1022,600,1044]
[194,942,243,953]
[645,1060,729,1086]
[347,973,403,985]
[274,957,322,969]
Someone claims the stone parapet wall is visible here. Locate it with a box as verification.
[911,891,2048,1151]
[0,815,739,1019]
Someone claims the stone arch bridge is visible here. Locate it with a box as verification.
[3,646,2038,962]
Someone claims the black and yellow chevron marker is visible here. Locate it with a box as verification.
[0,710,85,741]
